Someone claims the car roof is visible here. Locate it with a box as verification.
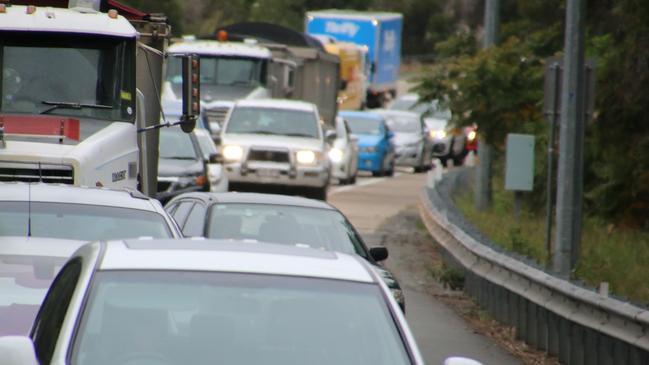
[234,99,317,112]
[168,40,272,59]
[1,5,137,38]
[338,110,384,121]
[0,183,157,211]
[0,236,86,258]
[97,239,375,283]
[372,109,421,118]
[167,192,335,210]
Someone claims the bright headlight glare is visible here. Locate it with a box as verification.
[468,130,477,141]
[328,148,344,163]
[296,150,317,165]
[434,130,446,139]
[222,145,243,161]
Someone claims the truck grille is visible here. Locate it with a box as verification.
[0,162,74,184]
[247,149,290,163]
[205,106,230,127]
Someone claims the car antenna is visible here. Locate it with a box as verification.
[27,183,32,237]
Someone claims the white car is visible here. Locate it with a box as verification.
[328,116,359,184]
[1,239,424,365]
[374,109,432,172]
[220,99,331,200]
[0,183,182,240]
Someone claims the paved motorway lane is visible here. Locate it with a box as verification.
[328,171,523,365]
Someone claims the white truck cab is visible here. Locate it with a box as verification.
[0,4,139,189]
[163,40,274,133]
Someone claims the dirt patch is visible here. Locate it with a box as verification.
[373,205,560,365]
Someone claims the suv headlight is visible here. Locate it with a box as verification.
[430,130,446,139]
[296,150,318,165]
[222,145,244,162]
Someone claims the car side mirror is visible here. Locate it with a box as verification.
[339,79,348,91]
[212,134,222,146]
[369,246,388,262]
[209,152,224,164]
[0,336,39,365]
[325,130,337,143]
[444,357,484,365]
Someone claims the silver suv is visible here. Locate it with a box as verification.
[220,99,331,200]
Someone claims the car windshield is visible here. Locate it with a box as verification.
[0,254,67,336]
[166,55,265,91]
[344,115,383,136]
[0,202,173,241]
[383,114,421,133]
[159,127,199,160]
[71,271,412,365]
[207,203,367,257]
[226,107,319,139]
[390,98,417,111]
[0,32,135,122]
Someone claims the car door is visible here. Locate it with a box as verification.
[344,119,359,176]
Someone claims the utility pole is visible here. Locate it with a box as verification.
[475,0,499,210]
[553,0,586,277]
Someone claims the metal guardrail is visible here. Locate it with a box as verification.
[418,169,649,365]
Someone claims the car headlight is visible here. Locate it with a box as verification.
[361,146,376,153]
[430,130,446,139]
[328,148,344,163]
[222,145,244,162]
[296,150,317,165]
[468,130,477,141]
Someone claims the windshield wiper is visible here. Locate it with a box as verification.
[245,130,281,135]
[40,100,112,115]
[164,156,197,160]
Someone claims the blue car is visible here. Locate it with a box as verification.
[339,111,395,177]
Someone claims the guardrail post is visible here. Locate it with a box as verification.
[614,339,630,364]
[527,302,539,347]
[548,311,560,356]
[583,328,597,365]
[597,334,613,365]
[506,288,517,327]
[629,347,649,365]
[518,295,528,340]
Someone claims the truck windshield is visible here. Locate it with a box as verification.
[0,32,135,122]
[167,55,266,91]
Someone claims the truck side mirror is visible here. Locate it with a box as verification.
[181,54,200,133]
[325,129,337,143]
[0,336,39,365]
[209,152,224,164]
[339,79,348,91]
[369,246,388,262]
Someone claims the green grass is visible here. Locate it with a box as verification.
[453,177,649,305]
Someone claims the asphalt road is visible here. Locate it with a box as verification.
[328,170,523,365]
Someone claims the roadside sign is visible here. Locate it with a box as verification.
[505,134,535,192]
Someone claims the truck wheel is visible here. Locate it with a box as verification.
[309,186,328,201]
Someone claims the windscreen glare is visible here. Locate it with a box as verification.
[0,202,172,240]
[226,107,319,138]
[0,255,66,336]
[383,114,421,133]
[72,271,412,365]
[0,32,135,122]
[345,116,383,136]
[166,55,265,92]
[207,203,367,257]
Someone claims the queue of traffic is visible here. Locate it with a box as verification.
[0,1,481,364]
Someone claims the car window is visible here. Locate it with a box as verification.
[183,203,207,237]
[159,127,199,160]
[344,115,382,136]
[71,271,412,365]
[170,201,194,228]
[31,258,82,364]
[383,114,421,133]
[206,203,368,257]
[0,202,173,241]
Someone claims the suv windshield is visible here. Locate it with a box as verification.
[345,116,383,136]
[0,32,135,122]
[226,106,319,139]
[207,203,367,257]
[72,271,412,365]
[0,202,172,241]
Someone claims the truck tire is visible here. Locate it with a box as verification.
[309,186,328,201]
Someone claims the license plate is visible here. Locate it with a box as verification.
[257,168,280,178]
